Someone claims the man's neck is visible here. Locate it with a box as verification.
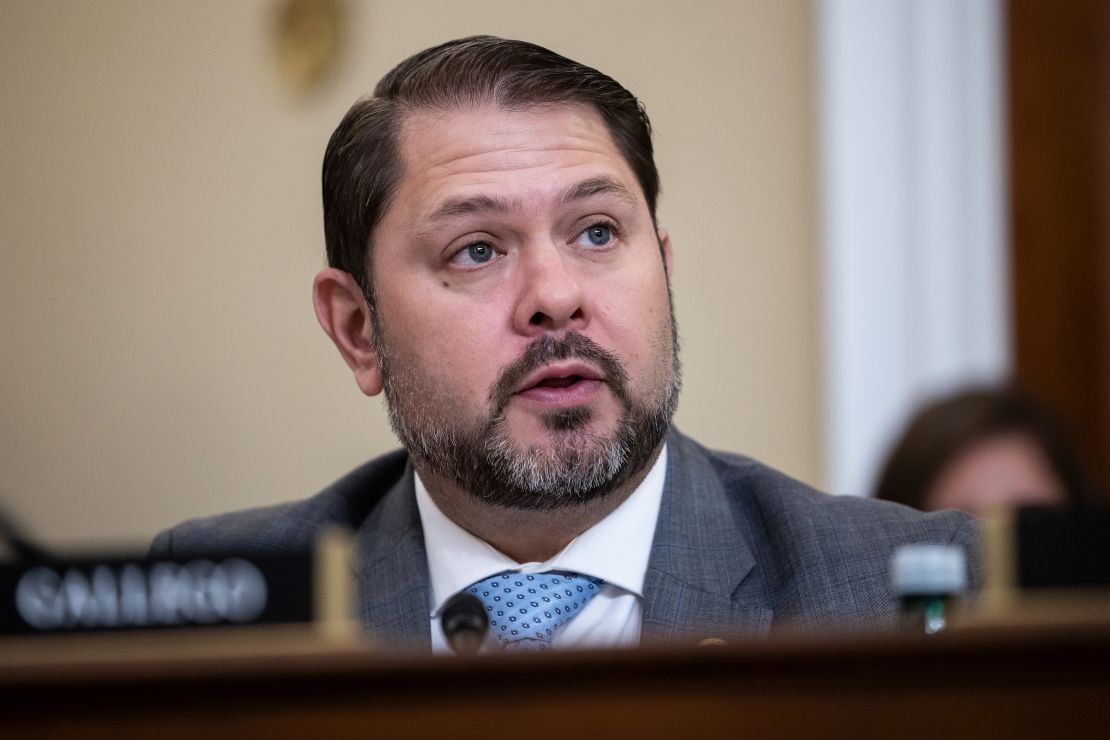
[416,444,663,563]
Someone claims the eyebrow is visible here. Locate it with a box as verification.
[427,193,515,222]
[425,176,639,224]
[559,176,639,208]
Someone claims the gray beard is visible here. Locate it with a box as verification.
[374,327,680,511]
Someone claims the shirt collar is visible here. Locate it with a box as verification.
[415,443,668,617]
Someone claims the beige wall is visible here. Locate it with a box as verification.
[0,0,820,550]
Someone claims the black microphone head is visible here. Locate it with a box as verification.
[441,592,489,656]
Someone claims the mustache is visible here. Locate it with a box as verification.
[489,333,629,415]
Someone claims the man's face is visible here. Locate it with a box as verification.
[367,103,679,508]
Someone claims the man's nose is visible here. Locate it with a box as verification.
[512,242,588,336]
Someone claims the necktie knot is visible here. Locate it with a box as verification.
[466,571,604,651]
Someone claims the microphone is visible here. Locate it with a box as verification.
[440,592,489,656]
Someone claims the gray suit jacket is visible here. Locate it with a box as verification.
[150,429,980,649]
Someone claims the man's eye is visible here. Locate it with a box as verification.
[578,223,614,247]
[452,241,497,267]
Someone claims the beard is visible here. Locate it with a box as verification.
[371,307,681,511]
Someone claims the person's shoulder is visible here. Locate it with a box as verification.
[675,431,975,544]
[148,449,410,559]
[670,430,981,606]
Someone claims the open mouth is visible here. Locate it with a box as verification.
[530,374,589,390]
[515,363,605,405]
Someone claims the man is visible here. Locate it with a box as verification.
[152,36,979,652]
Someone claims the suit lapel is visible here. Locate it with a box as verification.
[353,464,432,651]
[348,432,773,650]
[641,430,773,645]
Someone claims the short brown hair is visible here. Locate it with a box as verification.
[873,387,1092,510]
[321,36,660,304]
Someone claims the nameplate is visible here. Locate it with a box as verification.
[1016,506,1110,589]
[973,505,1110,626]
[0,529,354,637]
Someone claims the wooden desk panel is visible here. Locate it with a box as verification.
[3,623,1109,739]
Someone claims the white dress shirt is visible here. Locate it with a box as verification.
[416,444,668,655]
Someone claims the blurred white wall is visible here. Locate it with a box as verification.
[818,0,1009,497]
[0,0,820,550]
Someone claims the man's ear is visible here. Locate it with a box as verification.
[312,268,383,396]
[657,226,674,278]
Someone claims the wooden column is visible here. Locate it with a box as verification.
[1008,0,1110,489]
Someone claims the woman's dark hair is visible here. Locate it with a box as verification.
[321,35,659,305]
[873,387,1091,510]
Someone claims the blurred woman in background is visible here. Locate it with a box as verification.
[874,387,1093,515]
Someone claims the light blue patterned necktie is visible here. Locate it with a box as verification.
[465,571,605,651]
